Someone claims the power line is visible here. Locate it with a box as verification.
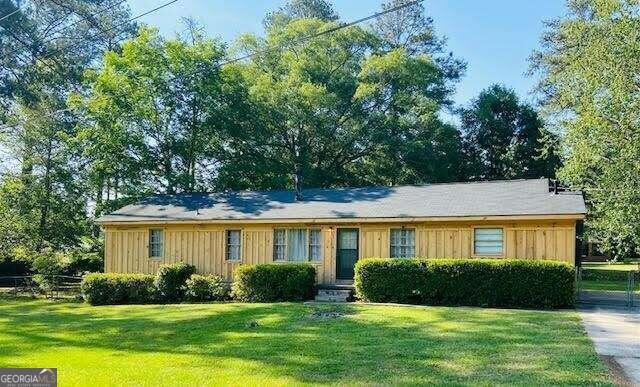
[39,0,180,62]
[219,0,424,67]
[0,7,20,22]
[42,0,130,44]
[0,0,181,131]
[0,0,418,131]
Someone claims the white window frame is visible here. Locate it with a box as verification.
[473,227,504,256]
[273,229,287,261]
[308,229,322,262]
[272,228,323,262]
[149,229,164,259]
[390,228,416,258]
[225,229,242,262]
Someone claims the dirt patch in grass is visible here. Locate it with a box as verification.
[598,355,633,387]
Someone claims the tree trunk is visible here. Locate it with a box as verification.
[37,135,53,251]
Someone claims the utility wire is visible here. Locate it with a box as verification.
[42,0,130,44]
[39,0,180,61]
[0,0,181,131]
[0,7,19,22]
[219,0,424,67]
[0,0,419,131]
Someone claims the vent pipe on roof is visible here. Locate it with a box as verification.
[549,179,566,194]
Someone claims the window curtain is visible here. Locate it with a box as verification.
[273,229,286,261]
[226,230,241,261]
[287,229,307,261]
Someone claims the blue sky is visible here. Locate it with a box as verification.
[127,0,568,110]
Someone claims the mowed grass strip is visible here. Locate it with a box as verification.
[0,300,612,386]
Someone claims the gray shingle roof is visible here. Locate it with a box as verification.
[96,178,586,223]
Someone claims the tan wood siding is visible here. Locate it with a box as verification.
[104,219,577,284]
[361,228,389,258]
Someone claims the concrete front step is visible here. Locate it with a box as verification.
[315,288,352,302]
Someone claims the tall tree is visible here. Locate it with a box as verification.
[75,26,246,209]
[531,0,640,258]
[354,0,466,185]
[459,84,561,180]
[0,0,134,252]
[263,0,338,29]
[220,0,466,193]
[221,18,378,196]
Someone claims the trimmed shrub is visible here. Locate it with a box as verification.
[81,273,156,305]
[154,262,197,303]
[232,263,316,302]
[185,274,230,302]
[355,258,575,309]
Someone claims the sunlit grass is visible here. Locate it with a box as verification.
[0,300,612,386]
[583,262,640,271]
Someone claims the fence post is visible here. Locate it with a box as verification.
[626,271,633,309]
[575,267,581,303]
[631,272,636,308]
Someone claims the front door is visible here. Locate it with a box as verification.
[336,228,359,280]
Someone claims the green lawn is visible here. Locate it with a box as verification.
[580,262,639,291]
[583,261,640,271]
[581,279,639,292]
[0,300,612,386]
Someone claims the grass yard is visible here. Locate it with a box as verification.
[581,262,639,292]
[0,300,612,386]
[583,261,640,271]
[580,279,640,292]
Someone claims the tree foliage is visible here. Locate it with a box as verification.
[459,84,561,180]
[73,26,247,208]
[0,0,134,256]
[532,0,640,258]
[0,0,569,267]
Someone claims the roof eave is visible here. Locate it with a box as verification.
[96,213,586,226]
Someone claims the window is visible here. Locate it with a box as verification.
[474,228,503,255]
[390,228,415,258]
[272,228,322,262]
[308,229,322,261]
[226,230,241,261]
[273,229,286,261]
[149,229,164,258]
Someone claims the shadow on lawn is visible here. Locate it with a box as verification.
[0,301,611,385]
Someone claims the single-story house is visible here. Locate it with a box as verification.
[96,178,586,284]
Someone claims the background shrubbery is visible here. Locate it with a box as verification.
[355,258,575,309]
[1,236,105,285]
[232,263,316,302]
[185,274,229,302]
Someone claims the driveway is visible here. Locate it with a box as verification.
[579,306,640,385]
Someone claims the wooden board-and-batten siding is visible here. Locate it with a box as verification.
[104,219,578,285]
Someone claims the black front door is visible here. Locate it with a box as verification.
[336,229,359,280]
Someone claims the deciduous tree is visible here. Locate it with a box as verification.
[532,0,640,258]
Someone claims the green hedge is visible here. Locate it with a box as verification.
[232,263,316,302]
[81,273,156,305]
[185,274,230,302]
[355,258,575,309]
[154,262,197,302]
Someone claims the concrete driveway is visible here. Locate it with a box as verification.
[579,306,640,385]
